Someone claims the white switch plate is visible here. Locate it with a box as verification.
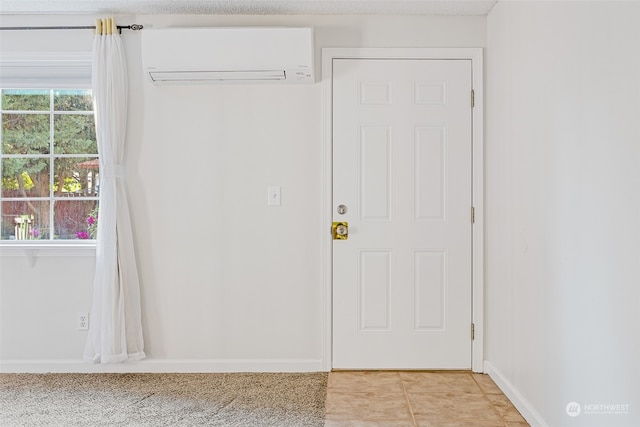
[268,186,281,206]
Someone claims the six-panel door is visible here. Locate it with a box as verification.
[332,58,473,369]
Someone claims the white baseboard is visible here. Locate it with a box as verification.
[484,361,548,427]
[0,358,326,373]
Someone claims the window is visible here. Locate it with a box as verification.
[1,89,98,241]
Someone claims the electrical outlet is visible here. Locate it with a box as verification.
[77,312,89,331]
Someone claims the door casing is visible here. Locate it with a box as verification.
[321,48,484,372]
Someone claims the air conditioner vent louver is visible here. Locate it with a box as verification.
[142,27,314,85]
[149,70,287,82]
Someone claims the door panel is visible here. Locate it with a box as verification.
[332,58,472,369]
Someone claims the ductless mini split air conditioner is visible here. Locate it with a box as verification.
[141,27,314,84]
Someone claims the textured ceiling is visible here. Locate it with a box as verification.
[0,0,498,16]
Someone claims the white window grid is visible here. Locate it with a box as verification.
[0,88,98,241]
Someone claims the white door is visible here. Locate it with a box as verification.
[332,58,473,369]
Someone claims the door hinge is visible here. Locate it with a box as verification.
[471,89,475,108]
[471,323,475,340]
[471,206,475,224]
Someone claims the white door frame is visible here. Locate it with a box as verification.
[321,48,484,373]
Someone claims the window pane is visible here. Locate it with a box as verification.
[2,113,50,154]
[54,114,97,154]
[53,157,99,196]
[1,200,50,240]
[1,89,50,111]
[1,88,97,242]
[1,158,50,198]
[54,90,92,111]
[54,200,98,240]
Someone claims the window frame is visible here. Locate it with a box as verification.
[0,52,96,255]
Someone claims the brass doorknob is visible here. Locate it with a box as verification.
[332,222,348,240]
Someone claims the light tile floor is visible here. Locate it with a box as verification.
[325,371,530,427]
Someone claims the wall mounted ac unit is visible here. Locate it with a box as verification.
[141,27,314,84]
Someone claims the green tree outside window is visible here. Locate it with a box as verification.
[1,89,99,240]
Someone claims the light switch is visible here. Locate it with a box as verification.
[267,186,281,206]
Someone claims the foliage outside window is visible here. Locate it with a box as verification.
[1,89,99,241]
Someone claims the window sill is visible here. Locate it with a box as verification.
[0,241,96,259]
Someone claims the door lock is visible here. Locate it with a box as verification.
[332,222,349,240]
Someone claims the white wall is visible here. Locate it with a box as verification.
[0,14,486,371]
[486,2,640,426]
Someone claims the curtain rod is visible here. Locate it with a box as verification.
[0,24,143,33]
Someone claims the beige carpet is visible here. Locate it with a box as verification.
[0,372,328,427]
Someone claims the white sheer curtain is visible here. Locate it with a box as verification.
[84,18,145,364]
